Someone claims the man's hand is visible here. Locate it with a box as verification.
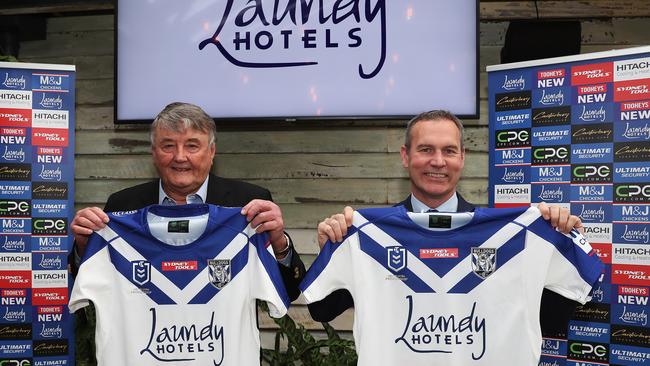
[241,199,287,258]
[71,207,110,257]
[317,206,354,250]
[537,202,584,234]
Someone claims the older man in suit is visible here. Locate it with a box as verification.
[71,102,305,299]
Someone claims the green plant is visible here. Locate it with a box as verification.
[0,55,18,62]
[259,302,358,366]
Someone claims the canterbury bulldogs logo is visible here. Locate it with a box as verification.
[387,246,407,272]
[208,259,231,289]
[471,248,496,279]
[132,260,151,286]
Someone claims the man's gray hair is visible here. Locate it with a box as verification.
[404,110,465,150]
[150,102,217,146]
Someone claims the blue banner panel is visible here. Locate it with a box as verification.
[1,62,75,366]
[488,47,650,364]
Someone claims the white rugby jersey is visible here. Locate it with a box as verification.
[69,204,289,366]
[301,206,604,365]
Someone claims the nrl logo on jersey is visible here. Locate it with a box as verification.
[208,259,231,289]
[132,260,151,286]
[471,248,496,279]
[387,246,407,272]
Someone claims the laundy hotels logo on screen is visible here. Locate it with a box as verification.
[198,0,387,79]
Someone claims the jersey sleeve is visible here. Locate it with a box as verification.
[68,229,114,313]
[247,229,290,318]
[299,232,357,304]
[527,218,605,304]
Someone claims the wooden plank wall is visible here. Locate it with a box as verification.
[13,0,650,345]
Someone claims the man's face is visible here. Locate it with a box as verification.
[151,126,216,197]
[400,119,465,205]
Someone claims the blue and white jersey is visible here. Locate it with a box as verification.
[69,204,289,366]
[301,206,604,366]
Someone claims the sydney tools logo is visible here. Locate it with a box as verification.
[199,0,387,79]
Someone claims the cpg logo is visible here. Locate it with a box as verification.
[572,164,612,183]
[495,128,530,149]
[532,145,570,165]
[568,341,608,362]
[0,360,31,366]
[31,218,67,235]
[615,183,650,203]
[0,200,30,217]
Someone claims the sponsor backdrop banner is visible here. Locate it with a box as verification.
[488,47,650,366]
[1,61,75,366]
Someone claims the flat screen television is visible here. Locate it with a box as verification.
[116,0,478,122]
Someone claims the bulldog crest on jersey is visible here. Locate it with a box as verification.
[208,259,231,289]
[387,246,407,272]
[471,248,496,279]
[132,260,151,286]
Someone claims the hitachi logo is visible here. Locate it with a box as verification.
[33,112,66,120]
[0,93,30,100]
[617,61,650,71]
[496,187,528,195]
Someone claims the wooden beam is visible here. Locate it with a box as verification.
[0,0,113,16]
[481,1,650,20]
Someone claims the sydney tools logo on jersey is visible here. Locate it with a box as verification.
[199,0,387,79]
[141,307,225,364]
[395,295,486,360]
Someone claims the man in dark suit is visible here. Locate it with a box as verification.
[71,102,305,300]
[310,110,583,337]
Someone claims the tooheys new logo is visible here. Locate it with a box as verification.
[0,200,30,217]
[614,142,650,162]
[532,106,571,126]
[0,163,30,181]
[495,91,531,112]
[615,183,650,203]
[619,100,650,121]
[32,218,67,235]
[568,341,609,363]
[571,124,613,144]
[198,0,387,79]
[31,182,67,200]
[532,145,570,165]
[572,164,612,183]
[495,128,530,148]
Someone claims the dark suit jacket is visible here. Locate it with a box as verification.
[96,173,306,301]
[307,193,577,338]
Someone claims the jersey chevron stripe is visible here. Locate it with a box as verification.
[357,215,527,294]
[105,226,251,304]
